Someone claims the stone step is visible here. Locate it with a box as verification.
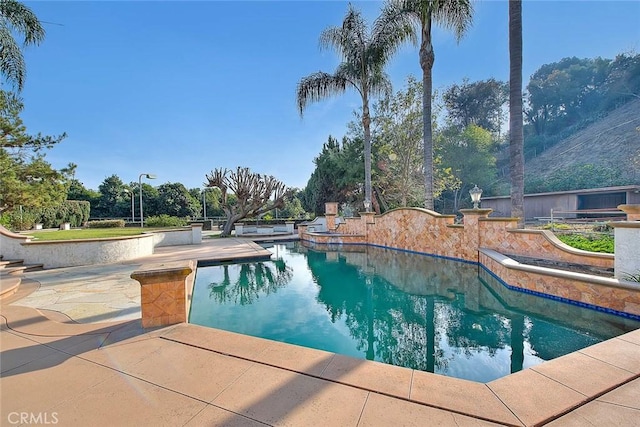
[0,259,24,269]
[0,276,21,300]
[0,264,44,276]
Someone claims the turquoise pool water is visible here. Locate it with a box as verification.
[189,242,640,382]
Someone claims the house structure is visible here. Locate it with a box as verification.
[481,185,640,220]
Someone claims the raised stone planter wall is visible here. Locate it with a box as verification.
[480,249,640,317]
[0,224,202,269]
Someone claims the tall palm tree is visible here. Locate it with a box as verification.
[382,0,473,210]
[509,0,524,226]
[0,0,45,91]
[297,5,412,212]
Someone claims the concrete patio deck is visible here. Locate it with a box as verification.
[1,236,639,426]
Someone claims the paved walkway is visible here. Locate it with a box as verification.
[1,236,639,426]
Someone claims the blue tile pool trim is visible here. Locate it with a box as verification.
[300,238,640,322]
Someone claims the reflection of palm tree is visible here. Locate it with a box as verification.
[208,261,293,305]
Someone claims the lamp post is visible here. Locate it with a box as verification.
[202,188,208,221]
[363,199,371,212]
[139,173,157,227]
[123,189,135,223]
[469,185,483,209]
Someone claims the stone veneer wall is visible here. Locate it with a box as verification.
[479,219,613,268]
[331,207,613,269]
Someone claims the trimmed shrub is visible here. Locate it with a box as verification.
[1,210,38,231]
[87,219,125,228]
[592,222,613,233]
[31,201,91,228]
[542,222,571,230]
[556,234,614,254]
[145,215,188,227]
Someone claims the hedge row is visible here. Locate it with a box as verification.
[1,201,91,231]
[87,219,125,228]
[33,201,91,228]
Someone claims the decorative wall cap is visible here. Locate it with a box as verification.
[377,207,456,218]
[0,225,31,241]
[618,204,640,214]
[131,261,193,284]
[22,233,154,246]
[459,208,493,215]
[611,221,640,228]
[479,217,519,222]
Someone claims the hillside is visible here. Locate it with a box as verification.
[524,99,640,186]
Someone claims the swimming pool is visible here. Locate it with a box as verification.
[189,242,640,382]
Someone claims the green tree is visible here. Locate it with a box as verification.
[67,179,101,207]
[95,175,128,218]
[438,125,498,211]
[599,52,640,110]
[137,182,159,219]
[383,0,474,210]
[205,167,292,237]
[509,0,524,226]
[301,135,364,215]
[373,75,425,208]
[278,190,305,219]
[525,57,610,136]
[0,90,67,213]
[156,182,200,218]
[297,5,411,212]
[0,0,45,91]
[443,78,508,134]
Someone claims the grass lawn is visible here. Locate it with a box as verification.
[27,228,163,241]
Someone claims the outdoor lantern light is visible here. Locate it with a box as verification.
[139,173,157,228]
[469,185,483,209]
[363,199,371,212]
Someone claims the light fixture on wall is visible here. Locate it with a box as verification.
[469,185,483,209]
[363,199,371,212]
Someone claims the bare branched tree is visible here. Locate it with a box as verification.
[205,167,292,236]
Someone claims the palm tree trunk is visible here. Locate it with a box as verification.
[509,0,525,227]
[363,101,373,210]
[420,19,435,211]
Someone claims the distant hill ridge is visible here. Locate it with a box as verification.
[524,99,640,186]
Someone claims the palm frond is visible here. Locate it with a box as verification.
[319,26,344,56]
[0,26,25,90]
[0,0,45,45]
[373,1,417,65]
[335,62,360,85]
[432,0,474,41]
[296,72,348,116]
[368,71,393,99]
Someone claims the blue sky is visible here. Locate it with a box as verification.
[20,1,640,191]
